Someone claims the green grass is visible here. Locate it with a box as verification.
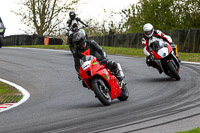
[9,45,200,62]
[13,45,70,50]
[102,46,145,58]
[0,82,23,104]
[178,52,200,62]
[177,127,200,133]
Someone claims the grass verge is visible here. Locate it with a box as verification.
[8,45,200,62]
[0,82,23,104]
[176,127,200,133]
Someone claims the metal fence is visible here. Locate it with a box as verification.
[89,29,200,53]
[2,35,63,46]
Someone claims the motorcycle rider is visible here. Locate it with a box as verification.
[0,17,5,36]
[66,11,88,54]
[142,23,178,74]
[72,32,124,87]
[0,17,5,47]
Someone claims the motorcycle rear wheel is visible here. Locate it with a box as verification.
[92,79,111,106]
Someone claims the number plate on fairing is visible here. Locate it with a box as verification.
[81,61,91,70]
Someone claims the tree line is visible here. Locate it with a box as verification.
[14,0,200,36]
[120,0,200,34]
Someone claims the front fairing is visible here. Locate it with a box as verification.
[79,55,103,80]
[79,60,92,79]
[155,44,172,59]
[150,40,172,60]
[157,46,169,58]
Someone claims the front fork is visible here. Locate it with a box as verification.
[119,80,127,90]
[160,53,180,74]
[154,59,164,71]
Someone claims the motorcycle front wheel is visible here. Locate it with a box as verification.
[92,79,111,106]
[167,61,180,81]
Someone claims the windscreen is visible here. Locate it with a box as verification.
[149,40,168,53]
[80,55,94,65]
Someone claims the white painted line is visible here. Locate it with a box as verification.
[181,61,200,65]
[4,47,71,53]
[0,103,15,110]
[0,78,30,113]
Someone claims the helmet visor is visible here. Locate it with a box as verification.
[70,13,75,20]
[75,39,85,49]
[145,30,152,35]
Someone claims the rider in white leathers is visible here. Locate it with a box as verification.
[142,23,177,73]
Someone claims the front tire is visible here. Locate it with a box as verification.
[167,61,180,81]
[91,79,111,106]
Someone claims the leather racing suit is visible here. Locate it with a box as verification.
[66,17,88,54]
[142,30,176,73]
[73,40,117,74]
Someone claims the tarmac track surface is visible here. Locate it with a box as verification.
[0,47,200,133]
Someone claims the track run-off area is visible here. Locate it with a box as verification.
[0,47,200,133]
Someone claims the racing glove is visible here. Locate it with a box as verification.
[170,42,178,56]
[100,58,108,65]
[85,24,88,27]
[149,54,154,61]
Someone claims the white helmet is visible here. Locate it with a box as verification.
[143,23,154,38]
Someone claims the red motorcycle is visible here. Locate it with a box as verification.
[79,55,129,106]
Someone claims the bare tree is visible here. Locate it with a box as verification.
[14,0,79,36]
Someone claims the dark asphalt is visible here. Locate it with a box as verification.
[0,47,199,133]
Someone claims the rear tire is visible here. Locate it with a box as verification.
[167,61,180,81]
[118,83,129,101]
[91,79,111,106]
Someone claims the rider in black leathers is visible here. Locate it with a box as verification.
[0,17,5,47]
[66,11,88,54]
[0,17,5,36]
[72,32,124,87]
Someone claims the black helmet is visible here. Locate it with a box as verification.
[69,11,76,20]
[73,32,86,49]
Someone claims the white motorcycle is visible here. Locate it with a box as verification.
[148,39,181,80]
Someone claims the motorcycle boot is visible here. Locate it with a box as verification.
[115,63,125,81]
[106,61,124,81]
[152,61,162,74]
[82,80,88,88]
[156,66,163,74]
